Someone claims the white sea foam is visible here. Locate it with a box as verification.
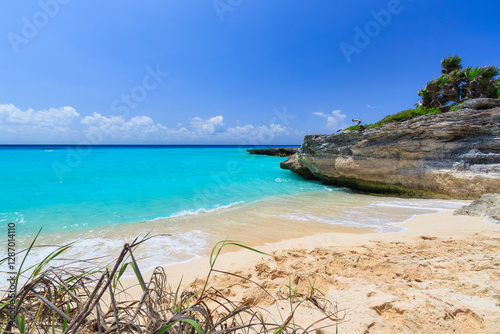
[0,201,244,289]
[0,193,470,291]
[278,198,465,233]
[62,230,210,275]
[375,199,466,211]
[0,212,24,223]
[152,201,245,221]
[62,222,89,229]
[279,213,405,232]
[274,178,290,183]
[0,230,210,290]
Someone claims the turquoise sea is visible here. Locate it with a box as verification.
[0,145,467,276]
[0,145,326,234]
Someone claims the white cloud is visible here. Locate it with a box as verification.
[82,112,172,140]
[312,111,327,117]
[367,104,379,109]
[189,115,224,134]
[313,109,347,131]
[0,104,79,125]
[226,123,288,143]
[33,107,80,126]
[326,109,347,130]
[0,104,81,140]
[0,104,295,144]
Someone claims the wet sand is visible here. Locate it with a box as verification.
[18,190,466,275]
[129,211,500,333]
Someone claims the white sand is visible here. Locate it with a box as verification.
[122,211,500,333]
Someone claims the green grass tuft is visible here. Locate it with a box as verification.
[347,106,441,131]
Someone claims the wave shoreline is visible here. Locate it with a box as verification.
[0,190,469,289]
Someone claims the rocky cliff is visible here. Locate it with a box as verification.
[247,147,298,157]
[281,100,500,199]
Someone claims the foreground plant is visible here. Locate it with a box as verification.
[0,236,341,333]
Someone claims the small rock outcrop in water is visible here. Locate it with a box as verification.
[281,100,500,199]
[454,194,500,222]
[247,147,299,157]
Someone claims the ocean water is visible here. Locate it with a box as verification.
[0,145,317,235]
[0,145,467,280]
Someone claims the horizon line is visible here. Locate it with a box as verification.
[0,144,301,147]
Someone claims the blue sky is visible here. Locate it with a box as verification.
[0,0,499,145]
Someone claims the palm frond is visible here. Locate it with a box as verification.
[441,55,463,73]
[481,65,500,80]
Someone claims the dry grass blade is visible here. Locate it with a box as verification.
[0,236,341,333]
[30,289,71,323]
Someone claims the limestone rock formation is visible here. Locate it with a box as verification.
[454,193,500,222]
[247,147,298,157]
[281,103,500,199]
[455,98,500,110]
[279,154,316,180]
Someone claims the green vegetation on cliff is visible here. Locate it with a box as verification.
[348,106,441,131]
[419,55,499,108]
[348,56,499,131]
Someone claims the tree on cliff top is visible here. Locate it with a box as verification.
[418,55,500,109]
[441,55,463,74]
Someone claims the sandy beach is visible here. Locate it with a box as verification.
[131,210,500,333]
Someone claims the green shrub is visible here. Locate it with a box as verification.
[346,124,375,131]
[373,106,441,126]
[347,106,441,131]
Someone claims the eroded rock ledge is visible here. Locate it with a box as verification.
[281,104,500,199]
[247,147,298,157]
